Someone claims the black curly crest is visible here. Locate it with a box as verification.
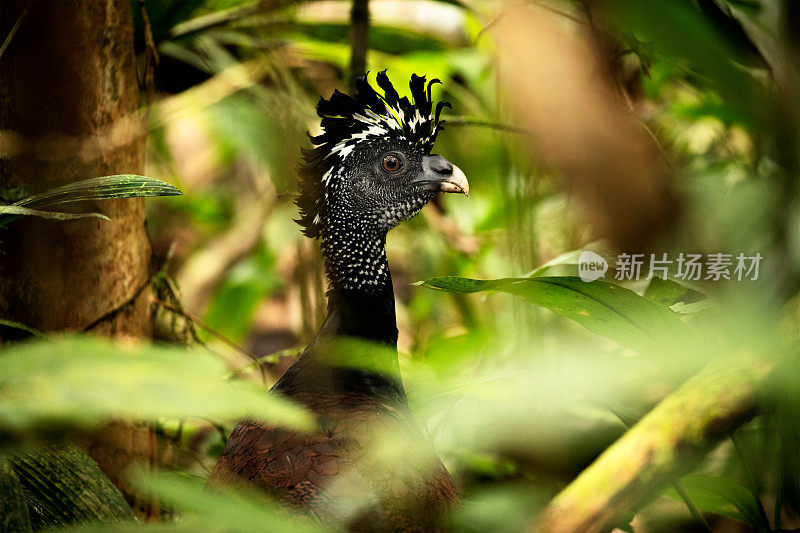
[295,71,450,238]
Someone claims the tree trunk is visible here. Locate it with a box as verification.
[0,0,155,517]
[0,0,151,338]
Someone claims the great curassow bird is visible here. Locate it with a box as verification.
[210,71,468,531]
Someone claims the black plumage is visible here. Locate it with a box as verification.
[210,71,468,531]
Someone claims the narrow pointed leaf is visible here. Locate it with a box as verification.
[13,175,182,209]
[0,205,109,223]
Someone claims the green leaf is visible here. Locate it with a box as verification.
[13,175,182,209]
[416,276,692,353]
[0,317,43,338]
[664,475,766,530]
[0,205,109,224]
[135,472,323,533]
[1,175,181,228]
[0,336,312,447]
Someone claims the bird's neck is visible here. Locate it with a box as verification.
[273,221,405,402]
[320,223,398,345]
[275,223,402,398]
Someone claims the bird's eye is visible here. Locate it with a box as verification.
[382,154,402,173]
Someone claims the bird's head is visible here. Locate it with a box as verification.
[296,71,468,239]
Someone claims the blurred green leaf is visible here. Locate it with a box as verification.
[203,249,280,344]
[87,471,324,533]
[291,22,451,55]
[664,474,767,530]
[417,276,693,353]
[614,0,763,127]
[0,336,311,446]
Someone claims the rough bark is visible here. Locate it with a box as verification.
[532,353,776,533]
[0,0,151,338]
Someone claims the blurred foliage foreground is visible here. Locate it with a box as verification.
[2,0,800,532]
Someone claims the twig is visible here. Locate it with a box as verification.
[176,199,273,315]
[235,346,304,374]
[168,1,283,39]
[673,480,713,531]
[422,203,479,256]
[532,0,587,26]
[731,431,771,532]
[0,0,31,62]
[475,9,505,42]
[139,0,160,105]
[83,277,152,332]
[618,82,673,168]
[153,298,258,365]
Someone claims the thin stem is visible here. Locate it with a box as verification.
[0,0,31,62]
[674,480,712,531]
[604,402,713,532]
[443,115,528,133]
[731,431,771,532]
[153,297,264,382]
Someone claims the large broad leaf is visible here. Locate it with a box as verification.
[417,276,693,353]
[0,337,311,446]
[664,475,767,531]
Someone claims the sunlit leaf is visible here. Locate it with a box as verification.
[14,175,182,209]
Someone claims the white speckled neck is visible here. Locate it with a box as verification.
[321,224,390,292]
